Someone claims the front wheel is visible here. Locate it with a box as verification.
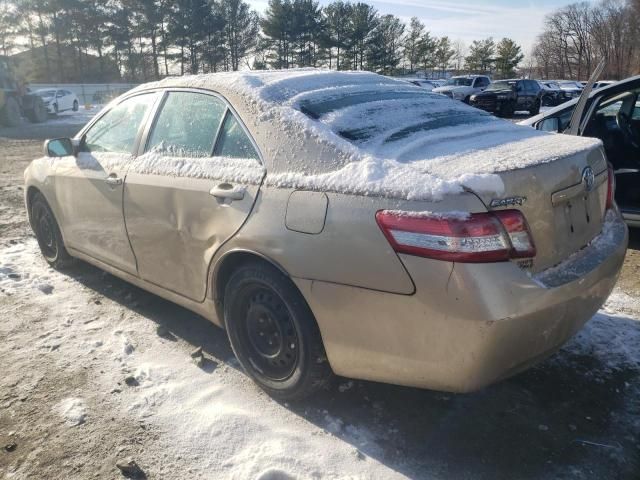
[499,102,514,118]
[30,192,74,269]
[529,99,541,116]
[224,262,332,400]
[72,100,79,112]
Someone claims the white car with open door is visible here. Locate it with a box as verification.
[521,75,640,227]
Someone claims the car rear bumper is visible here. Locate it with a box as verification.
[295,210,627,392]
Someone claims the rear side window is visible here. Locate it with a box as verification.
[147,92,226,157]
[213,111,259,160]
[82,93,156,153]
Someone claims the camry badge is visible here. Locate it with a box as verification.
[490,196,527,208]
[582,166,595,192]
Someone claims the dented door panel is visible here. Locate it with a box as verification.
[123,172,261,301]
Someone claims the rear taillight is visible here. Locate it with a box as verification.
[606,163,615,210]
[375,210,536,263]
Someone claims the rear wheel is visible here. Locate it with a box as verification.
[30,192,74,269]
[0,96,21,127]
[224,262,332,400]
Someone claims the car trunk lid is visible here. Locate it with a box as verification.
[469,144,608,273]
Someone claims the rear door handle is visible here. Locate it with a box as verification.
[105,175,123,186]
[210,183,246,202]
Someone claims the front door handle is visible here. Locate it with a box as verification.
[105,175,123,187]
[210,183,246,202]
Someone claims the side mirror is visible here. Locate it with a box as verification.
[537,117,560,132]
[44,138,74,157]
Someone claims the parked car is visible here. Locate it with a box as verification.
[25,70,627,400]
[538,80,570,106]
[520,75,640,227]
[34,88,79,114]
[406,78,440,90]
[555,80,583,98]
[391,77,439,91]
[469,79,542,116]
[432,75,491,102]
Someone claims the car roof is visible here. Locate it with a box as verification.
[126,69,601,201]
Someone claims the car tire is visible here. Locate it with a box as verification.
[529,99,541,116]
[0,96,22,127]
[223,261,333,400]
[53,103,58,115]
[463,96,471,104]
[30,192,74,269]
[73,100,79,112]
[499,102,514,118]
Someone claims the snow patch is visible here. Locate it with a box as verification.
[130,69,600,202]
[57,397,87,426]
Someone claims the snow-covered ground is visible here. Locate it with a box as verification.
[1,235,639,479]
[1,132,639,479]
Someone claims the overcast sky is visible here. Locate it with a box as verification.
[246,0,587,53]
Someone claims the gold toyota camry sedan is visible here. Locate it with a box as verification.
[24,70,628,399]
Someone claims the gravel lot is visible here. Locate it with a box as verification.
[1,116,639,479]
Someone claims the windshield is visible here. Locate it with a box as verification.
[37,90,56,97]
[486,81,514,91]
[298,88,494,148]
[559,81,580,88]
[444,78,473,87]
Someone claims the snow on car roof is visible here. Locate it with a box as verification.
[132,69,602,201]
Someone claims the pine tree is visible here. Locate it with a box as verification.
[495,37,523,78]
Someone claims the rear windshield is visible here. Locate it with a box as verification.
[297,87,494,147]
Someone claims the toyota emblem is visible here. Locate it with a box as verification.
[582,166,595,192]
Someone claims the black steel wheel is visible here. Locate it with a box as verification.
[224,261,332,400]
[239,285,299,380]
[30,192,74,268]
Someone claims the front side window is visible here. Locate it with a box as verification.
[147,91,226,157]
[82,93,156,153]
[213,111,260,160]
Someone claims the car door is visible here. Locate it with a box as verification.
[63,90,74,110]
[123,89,265,301]
[526,81,539,107]
[53,92,158,274]
[58,90,68,110]
[513,81,524,110]
[475,77,489,92]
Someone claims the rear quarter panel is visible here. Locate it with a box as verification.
[213,188,489,295]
